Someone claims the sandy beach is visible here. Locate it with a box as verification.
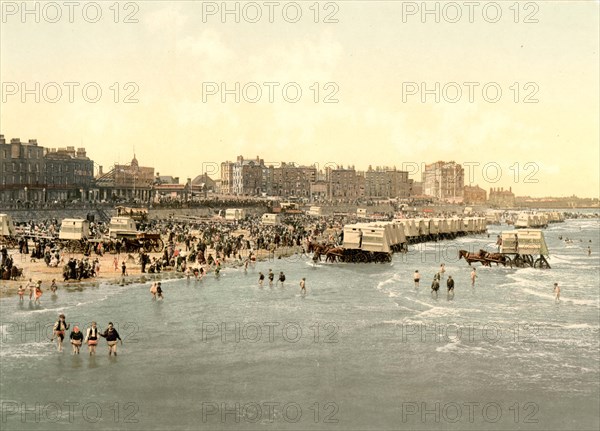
[0,242,305,299]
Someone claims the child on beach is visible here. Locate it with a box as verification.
[34,281,43,304]
[26,278,35,301]
[17,285,24,301]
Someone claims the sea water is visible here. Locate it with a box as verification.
[1,218,598,430]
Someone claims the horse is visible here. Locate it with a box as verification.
[325,247,344,263]
[458,249,488,266]
[307,240,325,253]
[478,250,508,266]
[307,240,332,262]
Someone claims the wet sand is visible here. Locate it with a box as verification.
[0,244,305,299]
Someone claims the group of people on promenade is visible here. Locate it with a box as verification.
[51,314,122,356]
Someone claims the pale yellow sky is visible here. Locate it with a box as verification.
[1,1,598,197]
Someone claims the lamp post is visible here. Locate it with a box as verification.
[24,186,28,203]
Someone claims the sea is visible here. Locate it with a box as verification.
[1,217,599,430]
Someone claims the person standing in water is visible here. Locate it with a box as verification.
[413,270,420,288]
[554,283,560,302]
[85,322,99,356]
[150,282,157,300]
[156,282,163,300]
[300,278,306,294]
[100,322,122,356]
[431,276,440,298]
[278,271,286,287]
[17,285,25,302]
[446,275,455,298]
[50,279,58,295]
[26,278,35,301]
[258,272,264,286]
[52,314,70,352]
[34,281,43,305]
[470,268,477,287]
[70,326,83,355]
[268,269,274,286]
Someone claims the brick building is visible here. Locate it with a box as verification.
[44,147,94,201]
[463,184,487,204]
[0,134,94,203]
[329,166,362,200]
[232,156,264,196]
[364,166,411,199]
[271,162,317,198]
[488,187,515,208]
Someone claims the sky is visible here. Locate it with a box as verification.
[1,0,598,197]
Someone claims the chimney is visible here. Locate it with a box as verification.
[28,139,37,146]
[0,134,4,144]
[98,166,103,176]
[174,177,180,184]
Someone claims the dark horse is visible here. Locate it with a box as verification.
[458,249,489,266]
[307,240,332,262]
[325,247,345,263]
[478,250,509,266]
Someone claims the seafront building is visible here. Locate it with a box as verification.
[421,161,465,203]
[0,134,94,203]
[488,187,516,208]
[463,185,487,204]
[364,166,412,199]
[95,155,154,202]
[6,133,592,207]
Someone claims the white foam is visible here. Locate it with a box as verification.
[561,323,599,329]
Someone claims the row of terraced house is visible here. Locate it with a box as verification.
[1,134,517,205]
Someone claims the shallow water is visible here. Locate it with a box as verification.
[1,218,599,430]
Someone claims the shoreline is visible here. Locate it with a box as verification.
[0,245,305,299]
